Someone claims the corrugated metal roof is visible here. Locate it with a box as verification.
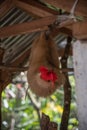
[0,7,38,64]
[0,7,66,65]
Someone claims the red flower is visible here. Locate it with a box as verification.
[39,66,57,84]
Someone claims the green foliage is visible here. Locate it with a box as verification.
[2,75,78,130]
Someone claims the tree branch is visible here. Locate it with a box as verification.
[26,90,41,121]
[60,37,72,130]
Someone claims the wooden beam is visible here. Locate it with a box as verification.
[0,19,74,39]
[0,16,57,38]
[0,0,14,19]
[14,0,58,18]
[43,0,87,17]
[0,12,73,39]
[0,65,28,72]
[52,27,72,37]
[0,48,4,62]
[0,65,74,73]
[73,21,87,39]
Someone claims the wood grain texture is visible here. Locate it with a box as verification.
[73,21,87,39]
[0,16,57,38]
[14,0,58,18]
[43,0,87,17]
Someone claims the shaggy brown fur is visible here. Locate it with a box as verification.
[27,32,65,97]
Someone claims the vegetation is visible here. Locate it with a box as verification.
[2,71,78,130]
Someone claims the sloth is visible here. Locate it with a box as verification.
[27,32,65,97]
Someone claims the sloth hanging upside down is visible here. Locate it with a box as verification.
[27,32,65,97]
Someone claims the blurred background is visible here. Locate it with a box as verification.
[2,57,78,130]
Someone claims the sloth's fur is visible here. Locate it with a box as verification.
[27,32,65,97]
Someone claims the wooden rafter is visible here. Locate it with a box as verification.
[0,0,14,19]
[52,27,72,37]
[0,48,4,61]
[0,65,74,73]
[1,15,87,39]
[73,21,87,39]
[0,15,57,38]
[13,0,58,18]
[43,0,87,17]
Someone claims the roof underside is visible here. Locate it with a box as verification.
[0,6,66,65]
[0,0,87,90]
